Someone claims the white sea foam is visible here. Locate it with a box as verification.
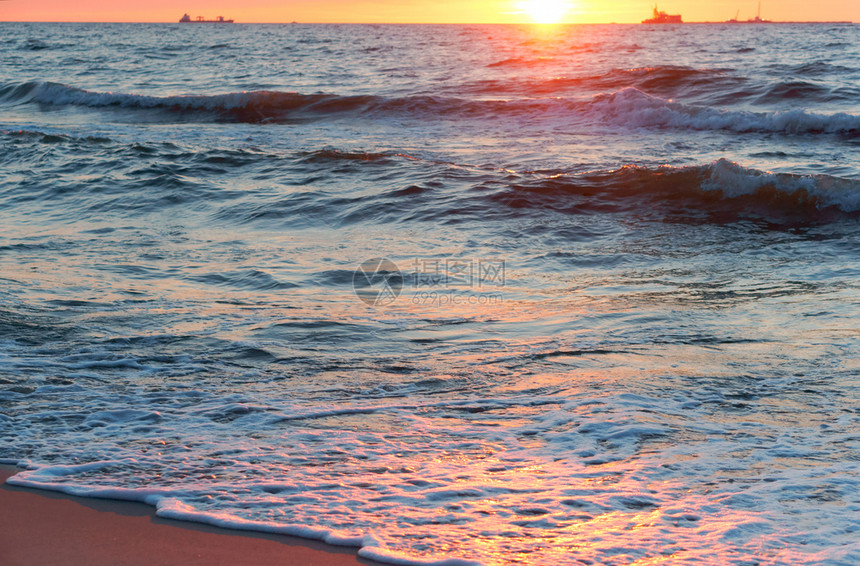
[700,159,860,212]
[4,382,858,565]
[6,461,484,565]
[589,87,860,135]
[25,81,274,111]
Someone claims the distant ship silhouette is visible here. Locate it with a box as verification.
[179,14,234,23]
[726,2,772,23]
[642,5,683,24]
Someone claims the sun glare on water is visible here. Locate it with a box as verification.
[518,0,573,24]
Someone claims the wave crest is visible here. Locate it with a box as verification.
[4,81,860,138]
[484,159,860,222]
[589,88,860,135]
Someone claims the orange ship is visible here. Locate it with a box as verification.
[642,5,683,24]
[179,14,234,23]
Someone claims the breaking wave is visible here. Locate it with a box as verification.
[589,88,860,135]
[3,81,860,137]
[2,125,857,223]
[484,159,860,221]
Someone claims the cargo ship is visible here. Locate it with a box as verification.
[179,14,234,23]
[642,5,683,24]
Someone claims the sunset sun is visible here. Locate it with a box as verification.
[518,0,572,24]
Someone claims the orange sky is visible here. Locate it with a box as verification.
[0,1,857,23]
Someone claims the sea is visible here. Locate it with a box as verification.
[1,22,859,566]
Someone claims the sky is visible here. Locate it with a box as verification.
[0,0,857,24]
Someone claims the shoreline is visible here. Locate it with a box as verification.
[0,464,381,566]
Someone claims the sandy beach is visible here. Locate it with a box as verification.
[0,465,377,566]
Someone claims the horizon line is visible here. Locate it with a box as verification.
[0,20,855,25]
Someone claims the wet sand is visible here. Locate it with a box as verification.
[0,465,379,566]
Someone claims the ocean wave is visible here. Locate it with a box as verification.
[0,81,382,121]
[212,157,860,228]
[756,81,840,103]
[3,127,113,145]
[483,159,860,220]
[19,38,72,51]
[588,88,860,136]
[0,80,564,123]
[468,65,745,99]
[2,120,857,220]
[788,61,857,77]
[467,64,856,105]
[4,81,860,138]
